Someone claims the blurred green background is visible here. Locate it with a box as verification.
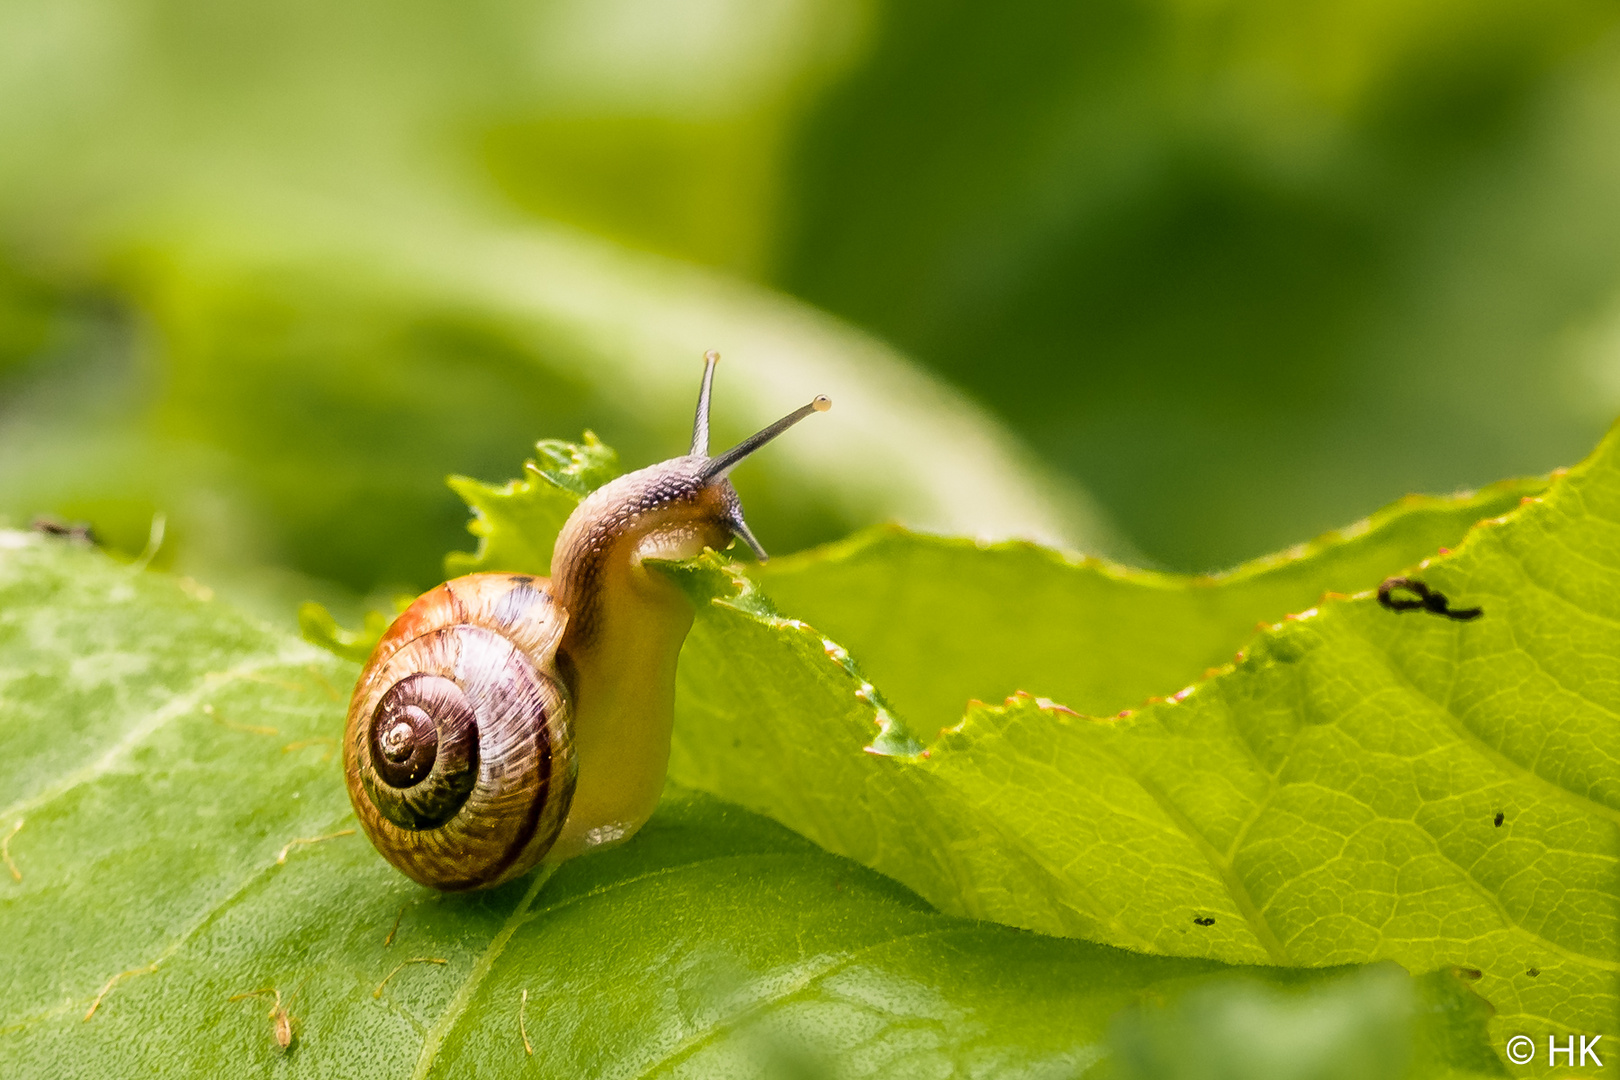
[4,0,1620,616]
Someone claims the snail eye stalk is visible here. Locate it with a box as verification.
[690,350,720,457]
[700,395,831,483]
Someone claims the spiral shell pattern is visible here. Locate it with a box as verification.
[343,574,575,891]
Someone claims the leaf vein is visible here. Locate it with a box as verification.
[0,647,323,824]
[1354,620,1620,825]
[918,764,1161,952]
[633,926,966,1079]
[1090,744,1294,965]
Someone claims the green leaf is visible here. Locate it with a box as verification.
[436,434,1541,733]
[753,476,1548,724]
[297,601,394,665]
[657,448,1620,1066]
[0,535,1498,1078]
[444,433,621,579]
[774,1,1620,570]
[422,427,1619,1073]
[299,433,623,660]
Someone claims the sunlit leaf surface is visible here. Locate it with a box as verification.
[0,536,1499,1078]
[754,477,1547,724]
[452,431,1616,1074]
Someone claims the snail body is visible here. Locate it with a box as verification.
[344,355,828,890]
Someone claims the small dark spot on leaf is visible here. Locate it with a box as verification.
[1452,966,1482,981]
[1377,577,1482,621]
[1193,916,1215,926]
[1526,968,1539,977]
[1494,812,1504,827]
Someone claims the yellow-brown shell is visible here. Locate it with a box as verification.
[343,574,575,891]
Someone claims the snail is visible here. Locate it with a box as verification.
[343,353,830,891]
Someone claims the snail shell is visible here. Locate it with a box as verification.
[342,352,829,891]
[343,574,575,891]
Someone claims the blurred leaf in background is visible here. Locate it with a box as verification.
[0,0,1114,622]
[5,0,1620,600]
[772,0,1620,569]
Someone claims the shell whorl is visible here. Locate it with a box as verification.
[343,574,575,892]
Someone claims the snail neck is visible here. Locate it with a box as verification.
[547,462,732,860]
